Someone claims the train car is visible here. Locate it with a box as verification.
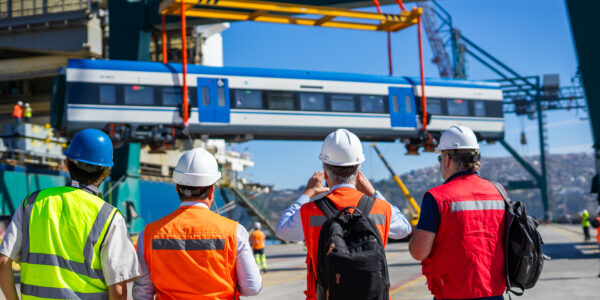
[57,59,503,145]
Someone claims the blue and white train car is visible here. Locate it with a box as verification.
[60,59,503,143]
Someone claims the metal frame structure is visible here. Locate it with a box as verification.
[159,0,422,32]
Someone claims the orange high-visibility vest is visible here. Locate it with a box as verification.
[300,188,392,300]
[12,104,22,118]
[144,205,239,300]
[250,229,266,250]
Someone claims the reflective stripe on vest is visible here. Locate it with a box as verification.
[152,238,226,250]
[20,187,117,298]
[450,200,504,212]
[21,284,108,300]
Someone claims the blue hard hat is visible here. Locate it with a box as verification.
[65,129,114,167]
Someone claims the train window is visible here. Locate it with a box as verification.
[300,93,326,111]
[425,99,442,115]
[99,85,116,104]
[392,95,399,113]
[331,94,356,112]
[474,101,486,117]
[485,101,504,118]
[161,87,180,106]
[360,95,385,113]
[124,85,154,105]
[218,86,226,107]
[405,95,413,113]
[234,90,262,109]
[201,87,210,106]
[267,91,294,110]
[447,99,469,116]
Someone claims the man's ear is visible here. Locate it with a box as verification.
[208,185,215,201]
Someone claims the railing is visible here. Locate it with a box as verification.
[0,0,92,19]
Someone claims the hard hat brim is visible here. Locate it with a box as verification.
[65,152,114,167]
[173,170,221,187]
[434,145,480,154]
[319,155,365,166]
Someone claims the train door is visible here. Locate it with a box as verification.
[197,78,230,123]
[388,87,417,128]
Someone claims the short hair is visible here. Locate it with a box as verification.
[323,163,360,185]
[67,160,109,185]
[445,149,481,172]
[176,184,212,201]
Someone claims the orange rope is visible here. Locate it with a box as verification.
[417,15,427,131]
[394,0,406,12]
[161,15,167,64]
[180,1,189,126]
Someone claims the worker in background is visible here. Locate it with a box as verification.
[409,125,506,300]
[0,128,140,300]
[133,148,261,299]
[581,209,591,241]
[24,102,32,122]
[11,101,22,123]
[276,128,412,299]
[250,222,268,273]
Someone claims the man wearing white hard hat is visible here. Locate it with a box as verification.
[409,125,507,300]
[133,148,261,299]
[276,128,412,299]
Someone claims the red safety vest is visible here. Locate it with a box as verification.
[421,174,506,299]
[596,217,600,245]
[143,205,239,300]
[300,187,392,300]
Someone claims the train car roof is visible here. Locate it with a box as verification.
[68,59,412,85]
[405,77,501,89]
[67,59,501,89]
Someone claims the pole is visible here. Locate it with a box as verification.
[180,0,189,126]
[534,77,551,221]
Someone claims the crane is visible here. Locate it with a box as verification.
[370,143,420,226]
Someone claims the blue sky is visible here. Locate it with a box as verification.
[221,0,592,189]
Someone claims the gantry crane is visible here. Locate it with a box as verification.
[371,143,420,226]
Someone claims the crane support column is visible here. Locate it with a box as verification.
[565,0,600,205]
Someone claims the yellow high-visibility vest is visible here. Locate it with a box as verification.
[20,186,117,299]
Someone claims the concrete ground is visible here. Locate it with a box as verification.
[2,224,599,299]
[256,223,600,300]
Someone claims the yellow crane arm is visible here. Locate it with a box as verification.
[371,143,420,226]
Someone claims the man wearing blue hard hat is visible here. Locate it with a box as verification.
[0,129,140,300]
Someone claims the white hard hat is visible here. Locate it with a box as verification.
[172,148,221,187]
[254,222,261,229]
[17,101,23,106]
[435,125,479,153]
[319,129,365,166]
[25,103,30,107]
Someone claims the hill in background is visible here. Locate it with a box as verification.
[256,153,597,223]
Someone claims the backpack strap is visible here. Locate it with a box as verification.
[315,197,338,220]
[490,181,525,297]
[490,180,510,207]
[356,194,375,216]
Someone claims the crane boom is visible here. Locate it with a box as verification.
[371,143,420,226]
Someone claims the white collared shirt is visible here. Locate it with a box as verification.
[275,184,412,242]
[133,201,262,299]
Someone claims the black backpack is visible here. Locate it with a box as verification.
[491,181,544,296]
[314,195,390,300]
